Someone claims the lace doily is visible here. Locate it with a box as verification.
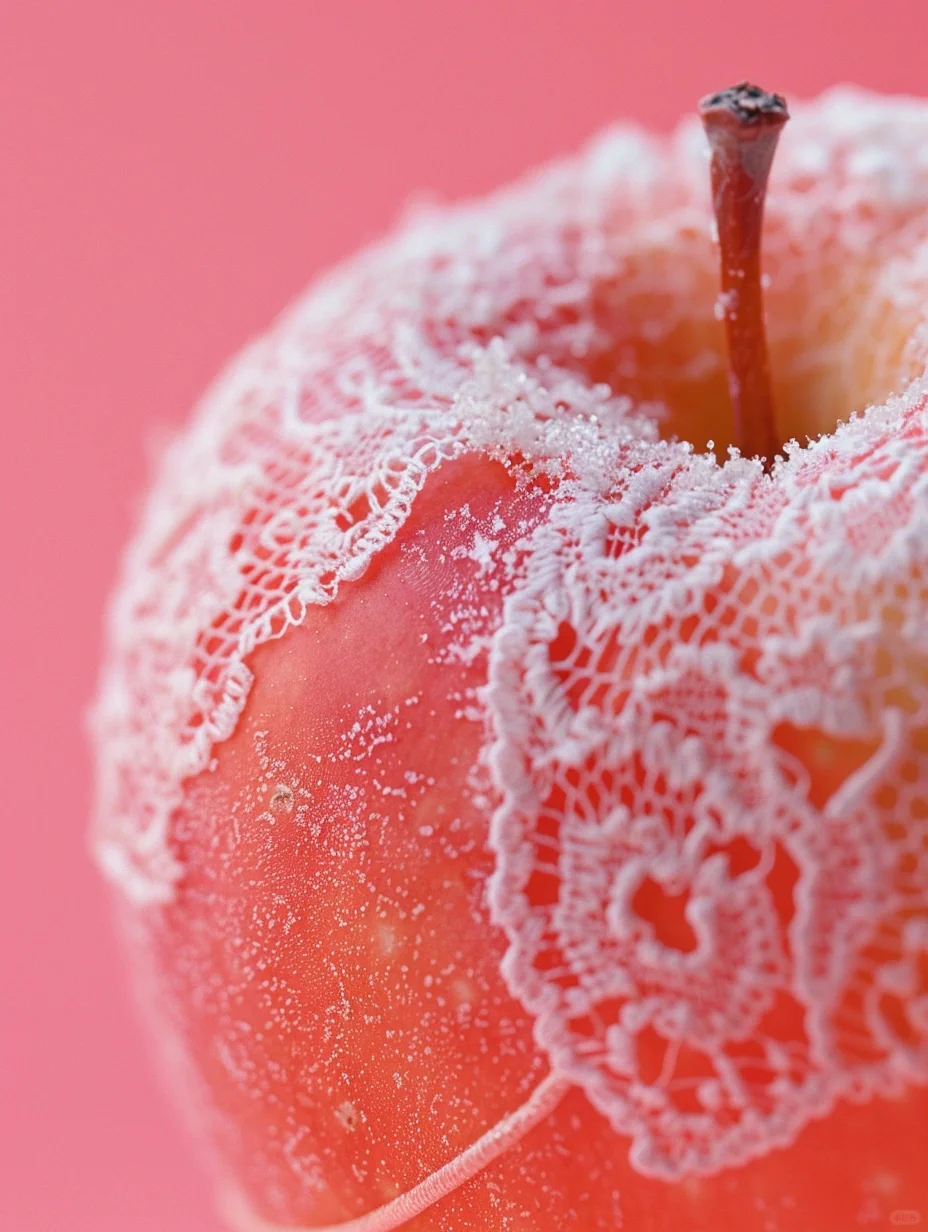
[94,88,928,1182]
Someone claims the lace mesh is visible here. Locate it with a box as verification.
[487,399,928,1175]
[94,88,928,1177]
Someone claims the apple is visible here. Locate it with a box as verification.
[93,84,928,1231]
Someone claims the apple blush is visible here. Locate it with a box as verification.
[93,85,928,1230]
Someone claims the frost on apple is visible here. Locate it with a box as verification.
[93,88,928,1226]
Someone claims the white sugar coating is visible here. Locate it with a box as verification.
[93,87,928,1193]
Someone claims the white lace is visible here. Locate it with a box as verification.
[93,88,928,1210]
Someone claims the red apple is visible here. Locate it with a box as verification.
[94,85,928,1231]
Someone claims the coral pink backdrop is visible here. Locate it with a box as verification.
[3,2,928,1229]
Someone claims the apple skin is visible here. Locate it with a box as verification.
[94,89,928,1230]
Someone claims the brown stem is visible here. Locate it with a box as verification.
[700,82,788,468]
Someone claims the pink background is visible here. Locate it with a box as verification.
[3,3,928,1229]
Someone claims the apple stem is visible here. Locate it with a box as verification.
[224,1072,572,1232]
[700,82,789,469]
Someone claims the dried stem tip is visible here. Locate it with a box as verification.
[699,83,789,468]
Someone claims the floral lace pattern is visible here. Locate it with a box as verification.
[94,89,928,1176]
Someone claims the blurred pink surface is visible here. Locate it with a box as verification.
[3,2,928,1229]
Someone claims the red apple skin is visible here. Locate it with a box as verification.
[95,90,928,1231]
[126,452,928,1231]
